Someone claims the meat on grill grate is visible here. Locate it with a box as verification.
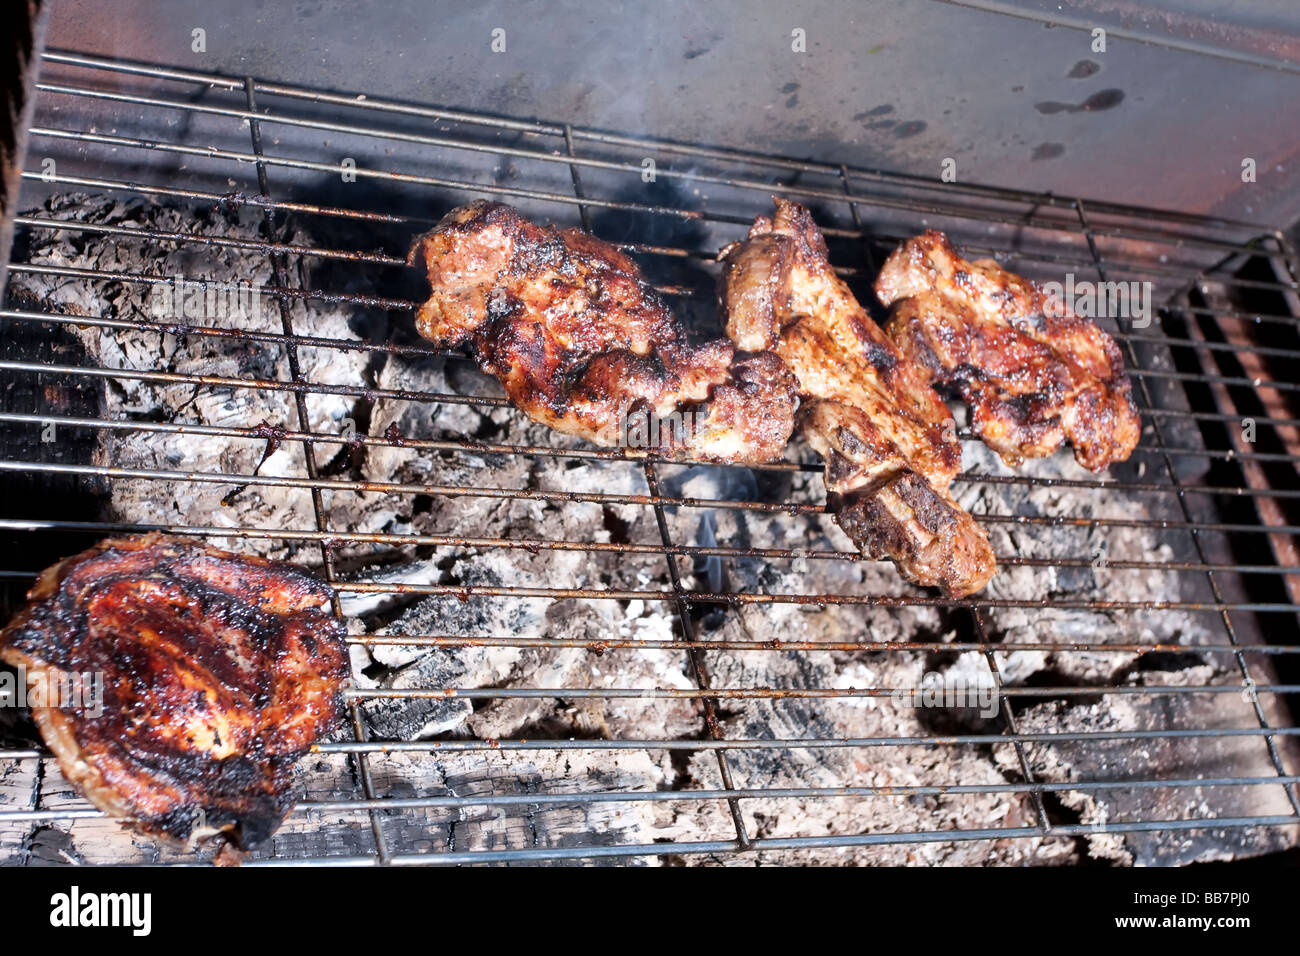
[0,534,349,848]
[876,231,1141,471]
[719,199,997,597]
[408,200,799,462]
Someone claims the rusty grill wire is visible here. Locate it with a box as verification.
[0,48,1297,865]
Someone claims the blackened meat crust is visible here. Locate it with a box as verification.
[408,200,797,462]
[876,230,1140,471]
[719,199,996,597]
[0,534,349,848]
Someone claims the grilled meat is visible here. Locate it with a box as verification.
[0,534,349,848]
[876,231,1141,471]
[408,200,797,462]
[720,199,996,597]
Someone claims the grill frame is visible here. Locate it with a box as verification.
[0,47,1298,865]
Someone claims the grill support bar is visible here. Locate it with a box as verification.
[243,78,392,863]
[561,125,753,850]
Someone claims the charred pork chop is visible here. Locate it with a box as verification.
[408,200,797,463]
[720,199,996,597]
[0,534,349,848]
[876,231,1140,471]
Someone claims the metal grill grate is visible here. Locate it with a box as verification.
[1,48,1298,865]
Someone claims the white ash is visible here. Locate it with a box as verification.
[0,193,1292,866]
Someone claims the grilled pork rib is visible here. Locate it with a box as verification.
[720,199,996,597]
[408,200,798,462]
[0,534,349,848]
[876,231,1140,471]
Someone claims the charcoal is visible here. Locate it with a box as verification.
[2,193,1294,866]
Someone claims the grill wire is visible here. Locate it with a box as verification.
[0,48,1298,865]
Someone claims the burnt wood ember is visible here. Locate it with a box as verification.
[719,199,996,596]
[408,200,798,462]
[0,533,349,848]
[876,231,1141,472]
